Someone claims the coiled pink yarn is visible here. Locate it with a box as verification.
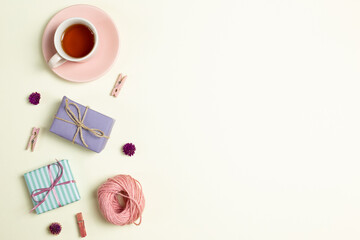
[97,175,145,226]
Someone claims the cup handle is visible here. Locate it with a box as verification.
[48,53,67,68]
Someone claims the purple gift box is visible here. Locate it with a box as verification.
[50,96,115,153]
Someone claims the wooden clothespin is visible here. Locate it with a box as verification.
[111,73,127,97]
[26,127,40,152]
[76,212,87,238]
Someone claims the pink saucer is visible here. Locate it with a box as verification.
[42,4,119,82]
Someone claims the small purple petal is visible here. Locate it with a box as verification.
[123,143,136,156]
[29,92,41,105]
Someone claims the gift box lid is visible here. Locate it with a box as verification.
[49,96,115,153]
[24,159,80,214]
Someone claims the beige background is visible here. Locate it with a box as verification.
[1,0,360,239]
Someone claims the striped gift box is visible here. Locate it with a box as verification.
[24,159,80,214]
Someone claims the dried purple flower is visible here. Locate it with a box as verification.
[123,143,136,156]
[28,92,41,105]
[49,222,62,235]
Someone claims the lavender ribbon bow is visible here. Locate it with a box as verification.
[30,161,75,213]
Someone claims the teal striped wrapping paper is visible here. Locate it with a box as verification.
[24,159,80,214]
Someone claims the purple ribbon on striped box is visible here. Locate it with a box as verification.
[24,159,80,214]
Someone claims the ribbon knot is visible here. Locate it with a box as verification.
[30,161,75,213]
[55,99,109,148]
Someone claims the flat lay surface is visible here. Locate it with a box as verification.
[2,0,360,239]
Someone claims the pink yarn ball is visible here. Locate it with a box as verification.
[97,175,145,226]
